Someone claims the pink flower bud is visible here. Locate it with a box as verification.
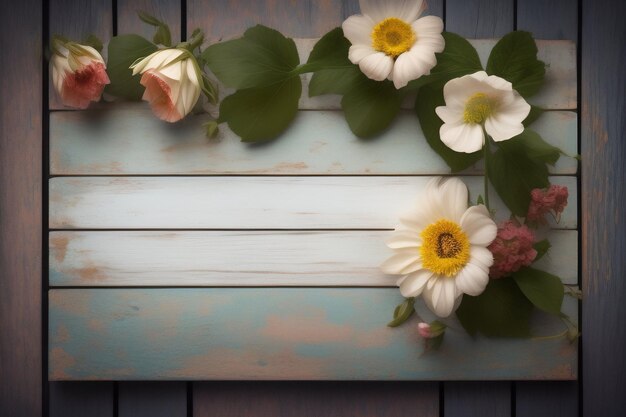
[488,220,537,279]
[418,321,446,339]
[527,185,569,225]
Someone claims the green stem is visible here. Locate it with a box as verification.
[483,132,491,210]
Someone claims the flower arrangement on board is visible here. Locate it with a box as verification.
[50,0,580,351]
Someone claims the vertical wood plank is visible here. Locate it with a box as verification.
[48,0,112,109]
[49,383,114,417]
[445,0,514,37]
[118,0,181,44]
[582,0,626,416]
[515,382,578,417]
[0,1,42,416]
[444,383,511,417]
[443,2,514,415]
[119,382,187,417]
[516,1,579,415]
[194,382,439,417]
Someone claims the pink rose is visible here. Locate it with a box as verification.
[131,49,201,122]
[527,185,569,225]
[51,42,109,109]
[488,220,537,279]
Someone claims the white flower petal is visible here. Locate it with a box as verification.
[436,177,469,222]
[469,246,494,270]
[342,14,375,48]
[460,205,497,246]
[455,262,490,296]
[485,74,513,91]
[360,0,424,22]
[380,249,421,274]
[412,16,444,40]
[442,75,486,111]
[435,106,464,125]
[440,121,485,153]
[386,229,422,249]
[484,115,525,142]
[358,52,394,81]
[423,277,460,317]
[348,45,377,64]
[399,269,433,297]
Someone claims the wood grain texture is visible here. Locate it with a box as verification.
[119,382,186,417]
[48,0,112,109]
[48,230,578,286]
[49,382,114,417]
[582,0,626,415]
[49,106,578,175]
[445,0,514,37]
[118,0,181,44]
[193,381,439,417]
[444,382,511,417]
[0,1,42,416]
[48,176,578,230]
[515,382,578,417]
[48,289,578,381]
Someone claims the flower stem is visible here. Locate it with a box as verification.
[483,132,491,210]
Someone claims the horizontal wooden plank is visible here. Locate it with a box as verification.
[49,176,578,230]
[50,106,577,176]
[48,289,578,380]
[49,230,577,286]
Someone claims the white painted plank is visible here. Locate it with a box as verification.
[50,106,578,176]
[49,176,578,229]
[49,230,577,286]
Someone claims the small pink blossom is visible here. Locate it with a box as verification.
[417,321,446,339]
[418,322,432,338]
[488,220,537,279]
[527,185,569,225]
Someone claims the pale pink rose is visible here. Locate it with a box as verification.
[131,49,201,123]
[488,220,537,279]
[527,185,569,225]
[51,43,109,109]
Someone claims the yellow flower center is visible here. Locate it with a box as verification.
[371,18,416,58]
[420,219,471,277]
[463,93,496,124]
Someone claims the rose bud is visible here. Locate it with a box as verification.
[51,39,110,109]
[131,48,202,122]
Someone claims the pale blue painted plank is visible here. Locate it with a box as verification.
[49,106,578,175]
[48,289,578,381]
[48,176,579,230]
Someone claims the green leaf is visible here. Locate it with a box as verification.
[415,84,482,172]
[137,11,172,47]
[387,298,415,327]
[428,31,483,84]
[105,35,158,100]
[513,267,564,316]
[523,105,545,127]
[218,76,302,142]
[341,77,403,138]
[456,278,533,337]
[486,130,551,216]
[499,128,562,166]
[533,239,551,261]
[486,31,546,98]
[202,25,300,89]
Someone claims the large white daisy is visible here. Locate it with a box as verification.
[341,0,445,89]
[381,177,498,317]
[435,71,531,153]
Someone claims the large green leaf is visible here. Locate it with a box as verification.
[456,278,534,337]
[486,31,546,98]
[513,267,564,316]
[218,76,302,142]
[341,78,403,138]
[533,239,551,261]
[486,130,551,216]
[415,84,482,172]
[498,128,562,166]
[427,31,483,85]
[202,25,300,89]
[387,298,415,327]
[105,34,158,100]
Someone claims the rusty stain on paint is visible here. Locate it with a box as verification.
[52,324,70,343]
[49,347,76,380]
[87,318,105,332]
[75,265,107,282]
[50,234,70,263]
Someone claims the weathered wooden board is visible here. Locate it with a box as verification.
[50,107,578,175]
[49,230,578,286]
[117,0,181,44]
[49,382,114,417]
[48,289,578,381]
[49,176,578,230]
[118,382,187,417]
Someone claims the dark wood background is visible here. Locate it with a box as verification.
[1,0,624,415]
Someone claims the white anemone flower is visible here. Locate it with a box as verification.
[381,177,497,318]
[341,0,445,89]
[435,71,531,153]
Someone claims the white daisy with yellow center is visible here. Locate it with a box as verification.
[342,0,445,89]
[435,71,531,153]
[381,178,497,318]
